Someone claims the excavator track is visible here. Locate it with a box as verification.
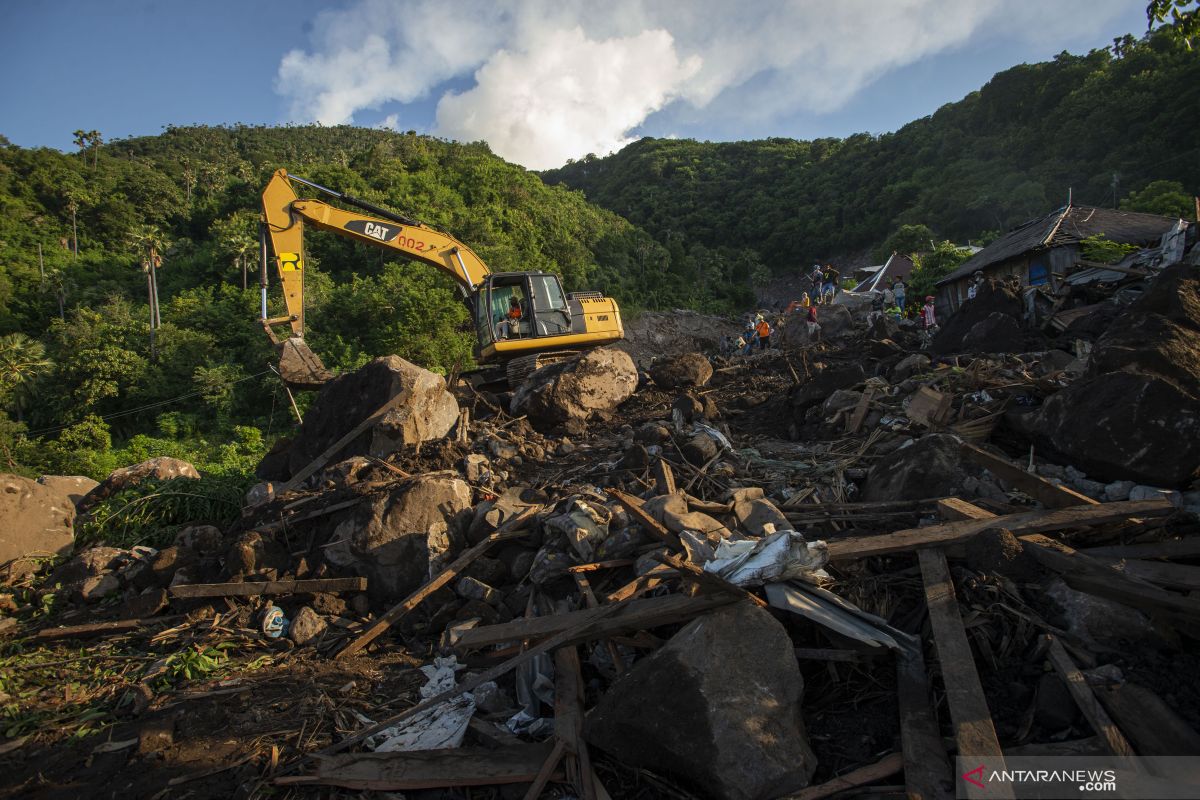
[505,350,581,387]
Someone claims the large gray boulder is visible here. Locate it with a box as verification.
[37,475,99,507]
[789,364,865,413]
[0,474,75,565]
[510,348,637,430]
[284,356,459,479]
[584,603,817,800]
[649,352,713,389]
[323,472,472,600]
[862,433,982,502]
[779,304,854,347]
[1032,264,1200,487]
[78,457,199,513]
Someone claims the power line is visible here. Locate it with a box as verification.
[26,369,272,437]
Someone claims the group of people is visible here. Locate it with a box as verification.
[732,313,774,354]
[805,264,842,304]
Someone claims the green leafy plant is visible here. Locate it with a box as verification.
[160,642,234,685]
[1079,234,1139,265]
[76,475,248,548]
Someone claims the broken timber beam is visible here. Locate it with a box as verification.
[919,548,1012,799]
[280,390,412,492]
[452,593,735,651]
[1043,635,1137,758]
[778,752,903,800]
[278,743,559,790]
[826,498,1172,561]
[958,443,1097,509]
[605,488,681,549]
[32,615,185,642]
[653,551,768,608]
[652,458,677,496]
[895,638,954,800]
[553,645,596,800]
[170,577,366,599]
[337,506,537,659]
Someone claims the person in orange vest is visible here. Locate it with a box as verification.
[755,314,772,350]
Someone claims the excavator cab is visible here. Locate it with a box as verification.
[474,272,575,352]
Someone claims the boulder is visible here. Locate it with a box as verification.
[1032,371,1200,488]
[822,389,862,416]
[649,352,713,389]
[510,348,637,431]
[779,304,854,347]
[37,475,99,507]
[289,606,328,646]
[323,472,472,600]
[1033,264,1200,487]
[891,353,930,382]
[78,457,200,513]
[50,546,126,588]
[0,474,75,565]
[584,603,816,800]
[789,364,865,413]
[931,280,1023,355]
[862,434,983,502]
[283,356,458,479]
[869,314,901,340]
[962,312,1024,354]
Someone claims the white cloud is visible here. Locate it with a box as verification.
[276,0,1135,168]
[435,27,699,170]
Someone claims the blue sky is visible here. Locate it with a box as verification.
[1,1,1151,170]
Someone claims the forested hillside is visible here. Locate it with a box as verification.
[543,28,1199,268]
[0,125,714,481]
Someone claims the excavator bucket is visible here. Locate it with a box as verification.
[278,337,334,390]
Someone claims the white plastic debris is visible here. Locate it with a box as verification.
[364,656,476,752]
[703,531,829,587]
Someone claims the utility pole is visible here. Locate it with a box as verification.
[37,243,44,285]
[145,244,162,360]
[1110,173,1120,209]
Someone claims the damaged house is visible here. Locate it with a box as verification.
[935,205,1186,315]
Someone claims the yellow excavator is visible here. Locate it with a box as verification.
[258,169,624,388]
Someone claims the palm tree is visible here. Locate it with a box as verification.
[0,333,53,421]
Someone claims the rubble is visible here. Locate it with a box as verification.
[4,277,1200,799]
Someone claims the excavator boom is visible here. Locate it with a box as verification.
[258,168,623,389]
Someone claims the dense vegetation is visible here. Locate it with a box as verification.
[0,126,711,481]
[0,22,1196,486]
[543,27,1199,269]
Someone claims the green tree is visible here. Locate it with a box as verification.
[908,241,973,299]
[1148,0,1199,48]
[0,333,52,420]
[873,225,936,262]
[1120,180,1195,219]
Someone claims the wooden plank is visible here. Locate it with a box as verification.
[1095,682,1200,757]
[779,753,903,800]
[652,458,677,496]
[606,488,681,549]
[845,388,874,434]
[919,548,1010,798]
[280,743,557,790]
[937,497,995,522]
[566,559,635,574]
[1044,636,1137,757]
[1098,558,1200,591]
[827,498,1172,561]
[453,593,735,651]
[896,640,954,800]
[908,387,952,427]
[1021,534,1200,621]
[653,551,768,608]
[1081,539,1200,560]
[523,740,568,800]
[170,577,366,599]
[337,507,537,659]
[603,573,666,603]
[553,645,596,800]
[320,601,631,756]
[281,390,413,492]
[32,615,185,642]
[959,444,1097,509]
[257,498,363,533]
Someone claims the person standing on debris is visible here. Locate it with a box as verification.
[755,315,772,349]
[809,264,824,303]
[806,303,820,340]
[822,265,840,303]
[967,270,984,300]
[741,321,758,355]
[893,279,906,312]
[869,290,885,324]
[921,295,937,330]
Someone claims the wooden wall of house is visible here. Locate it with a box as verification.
[938,244,1078,316]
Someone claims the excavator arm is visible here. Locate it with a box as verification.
[260,168,489,341]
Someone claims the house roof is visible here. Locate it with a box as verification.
[936,205,1183,287]
[853,252,915,293]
